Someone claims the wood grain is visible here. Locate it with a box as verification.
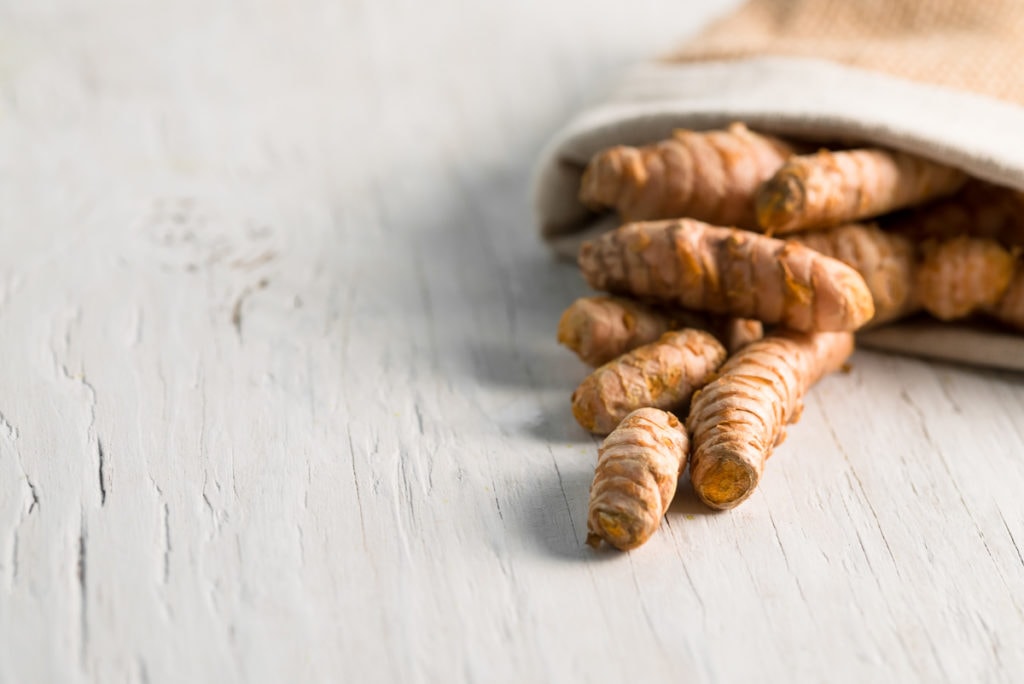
[1,1,1022,682]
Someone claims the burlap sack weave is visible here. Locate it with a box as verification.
[673,0,1024,105]
[532,0,1024,369]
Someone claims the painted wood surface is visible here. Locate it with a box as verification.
[1,1,1023,681]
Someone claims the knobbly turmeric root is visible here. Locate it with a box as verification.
[888,180,1024,247]
[989,264,1024,332]
[579,123,794,228]
[756,148,967,234]
[916,237,1017,321]
[718,318,765,355]
[557,296,703,367]
[557,295,762,366]
[586,408,689,551]
[792,223,918,325]
[572,329,726,435]
[687,330,854,510]
[578,219,875,332]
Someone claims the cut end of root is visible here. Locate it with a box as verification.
[591,510,649,551]
[578,149,629,209]
[694,457,758,510]
[756,173,805,234]
[570,393,600,434]
[556,308,582,351]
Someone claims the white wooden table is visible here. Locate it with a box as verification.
[3,1,1024,681]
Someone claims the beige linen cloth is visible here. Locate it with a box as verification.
[533,0,1024,370]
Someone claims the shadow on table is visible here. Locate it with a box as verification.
[521,462,614,562]
[523,399,590,444]
[400,156,591,387]
[386,157,601,446]
[666,477,725,518]
[469,329,581,392]
[520,460,721,561]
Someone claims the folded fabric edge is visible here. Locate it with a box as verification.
[533,56,1024,244]
[857,323,1024,372]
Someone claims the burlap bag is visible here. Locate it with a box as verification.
[533,0,1024,369]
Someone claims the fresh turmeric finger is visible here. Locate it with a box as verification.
[717,318,765,354]
[557,295,761,366]
[586,408,689,551]
[571,329,726,435]
[578,219,875,332]
[792,223,918,325]
[687,330,854,510]
[916,236,1016,321]
[756,148,967,234]
[580,123,794,228]
[887,180,1024,247]
[557,296,704,366]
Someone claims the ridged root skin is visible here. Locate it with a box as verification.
[572,329,726,435]
[916,236,1016,321]
[687,330,854,510]
[586,408,689,551]
[755,148,967,234]
[578,219,875,332]
[717,318,765,355]
[557,295,762,366]
[792,223,918,325]
[579,122,794,228]
[557,296,701,367]
[888,180,1024,247]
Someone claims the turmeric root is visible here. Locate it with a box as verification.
[756,148,967,234]
[557,296,762,365]
[572,329,726,435]
[888,180,1024,247]
[579,123,794,228]
[989,264,1024,332]
[557,296,702,366]
[687,330,854,510]
[916,237,1017,321]
[718,318,765,354]
[586,408,689,551]
[578,219,875,332]
[792,223,918,325]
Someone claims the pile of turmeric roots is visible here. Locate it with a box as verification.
[559,123,1024,551]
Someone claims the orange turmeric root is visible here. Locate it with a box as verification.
[989,264,1024,332]
[792,223,918,325]
[572,329,726,435]
[558,296,703,366]
[717,318,765,355]
[888,180,1024,247]
[578,219,875,332]
[756,148,967,234]
[586,408,689,551]
[579,123,794,228]
[916,237,1017,321]
[557,295,762,366]
[687,330,854,510]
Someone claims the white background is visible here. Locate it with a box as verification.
[2,0,1023,681]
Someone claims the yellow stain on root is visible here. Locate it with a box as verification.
[598,512,628,540]
[595,511,643,550]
